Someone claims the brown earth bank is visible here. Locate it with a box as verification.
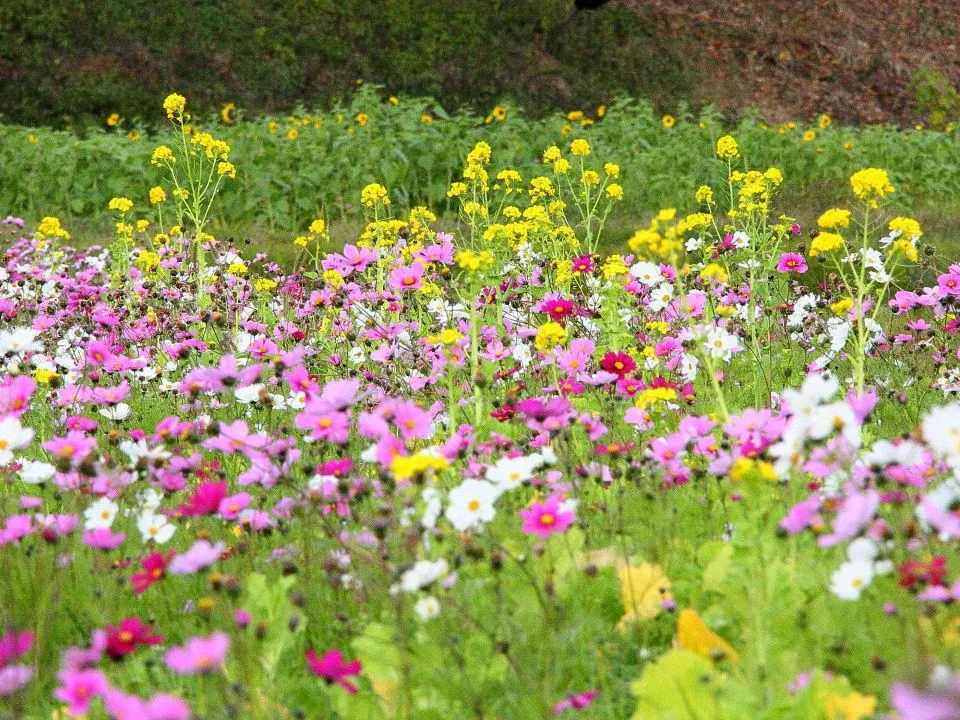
[633,0,960,124]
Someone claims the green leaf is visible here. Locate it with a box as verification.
[630,650,739,720]
[699,541,734,592]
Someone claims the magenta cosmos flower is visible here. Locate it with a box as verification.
[306,648,363,694]
[164,632,229,674]
[553,689,599,712]
[776,252,808,274]
[519,496,575,539]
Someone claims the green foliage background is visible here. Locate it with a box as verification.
[0,0,697,127]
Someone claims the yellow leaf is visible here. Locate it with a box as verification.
[675,608,739,663]
[617,562,672,630]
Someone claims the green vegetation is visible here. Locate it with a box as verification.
[3,88,960,258]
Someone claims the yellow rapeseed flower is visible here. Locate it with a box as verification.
[809,232,845,257]
[108,197,133,213]
[361,183,390,207]
[149,186,166,205]
[818,208,851,229]
[163,93,186,119]
[888,216,921,239]
[716,135,738,159]
[535,322,567,351]
[570,138,591,157]
[850,168,894,203]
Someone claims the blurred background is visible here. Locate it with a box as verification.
[2,0,958,128]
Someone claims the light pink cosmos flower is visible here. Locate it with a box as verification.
[387,263,424,291]
[53,668,109,715]
[164,632,229,675]
[168,540,225,575]
[818,489,880,547]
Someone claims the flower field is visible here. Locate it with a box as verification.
[1,92,960,719]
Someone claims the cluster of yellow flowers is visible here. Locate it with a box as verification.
[716,135,739,160]
[149,186,167,205]
[150,145,175,166]
[390,450,450,481]
[190,132,231,161]
[817,208,851,229]
[108,197,133,213]
[163,93,187,120]
[34,216,71,243]
[294,218,330,248]
[809,232,845,257]
[850,168,894,205]
[360,183,390,208]
[730,167,783,215]
[534,322,567,351]
[628,208,710,260]
[455,249,495,271]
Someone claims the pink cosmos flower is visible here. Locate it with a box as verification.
[776,252,807,273]
[295,408,350,443]
[388,263,424,291]
[891,675,960,720]
[169,540,225,575]
[0,664,32,696]
[82,528,127,550]
[53,668,109,715]
[204,420,268,454]
[218,492,251,519]
[818,489,880,547]
[780,496,823,535]
[392,400,433,440]
[131,551,172,594]
[164,633,230,675]
[42,432,97,465]
[0,375,36,417]
[306,648,363,694]
[177,481,228,517]
[0,630,32,668]
[519,496,575,538]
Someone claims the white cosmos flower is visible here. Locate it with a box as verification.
[0,416,34,464]
[347,346,366,365]
[829,559,874,601]
[17,460,55,485]
[0,328,42,356]
[397,559,448,593]
[421,486,442,529]
[703,326,739,361]
[445,479,501,532]
[922,403,960,468]
[628,261,664,287]
[809,401,862,448]
[414,596,441,621]
[136,511,175,544]
[485,455,539,490]
[647,283,675,312]
[234,384,264,404]
[84,498,119,530]
[98,403,131,421]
